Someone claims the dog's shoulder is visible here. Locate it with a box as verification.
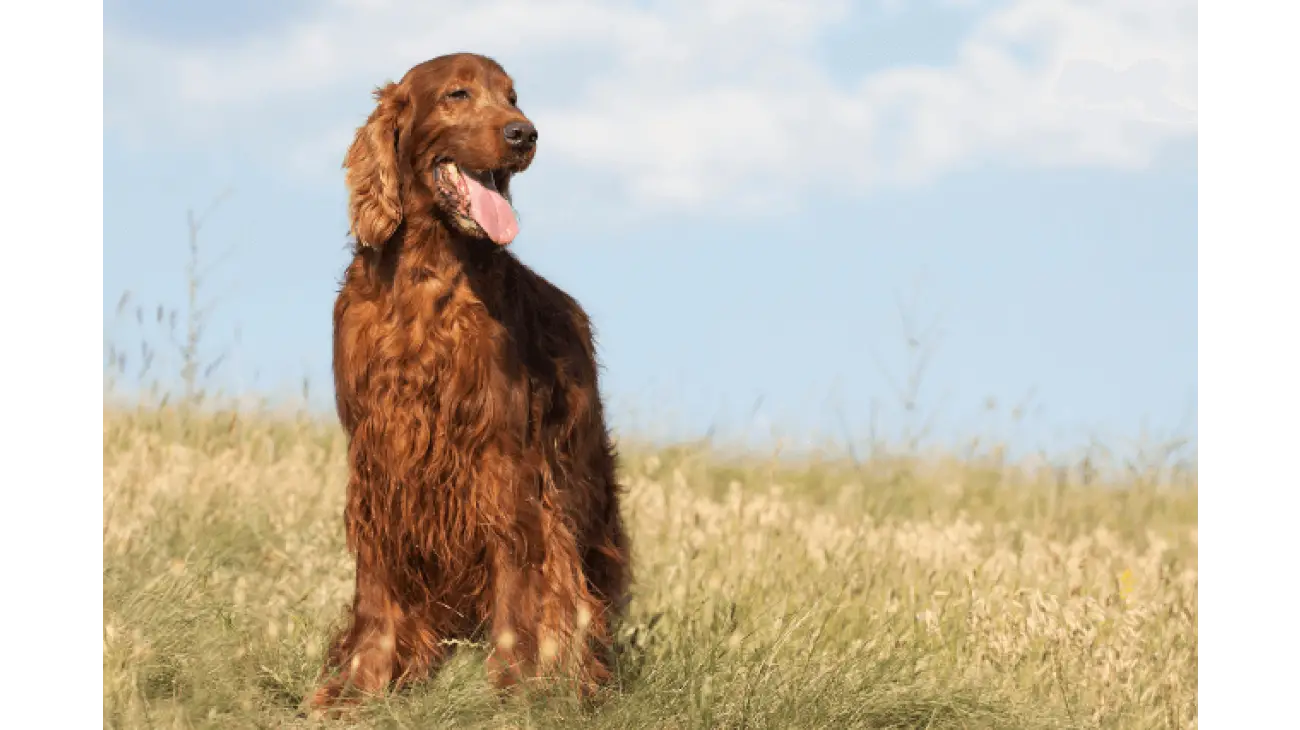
[504,258,600,376]
[510,259,591,327]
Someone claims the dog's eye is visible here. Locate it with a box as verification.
[507,92,518,107]
[447,89,470,100]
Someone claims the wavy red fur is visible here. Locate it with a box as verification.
[310,53,631,709]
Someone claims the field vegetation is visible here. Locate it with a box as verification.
[103,212,1196,728]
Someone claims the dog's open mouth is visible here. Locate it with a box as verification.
[435,162,518,246]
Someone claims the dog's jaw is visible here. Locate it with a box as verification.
[433,161,518,245]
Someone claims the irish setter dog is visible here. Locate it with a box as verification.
[311,53,630,708]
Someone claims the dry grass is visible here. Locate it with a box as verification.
[102,402,1196,729]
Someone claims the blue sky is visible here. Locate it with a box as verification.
[104,0,1197,456]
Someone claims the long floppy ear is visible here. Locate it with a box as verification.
[344,82,413,249]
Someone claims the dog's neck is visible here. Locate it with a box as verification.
[376,218,514,310]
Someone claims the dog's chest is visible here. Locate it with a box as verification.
[424,276,572,431]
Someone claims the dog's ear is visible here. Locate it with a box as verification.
[344,82,413,249]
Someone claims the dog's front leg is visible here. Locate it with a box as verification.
[310,562,402,709]
[485,537,540,691]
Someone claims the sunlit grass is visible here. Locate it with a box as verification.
[103,403,1196,729]
[104,205,1196,726]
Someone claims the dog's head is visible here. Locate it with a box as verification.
[344,53,537,249]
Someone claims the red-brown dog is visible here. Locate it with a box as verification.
[312,53,630,708]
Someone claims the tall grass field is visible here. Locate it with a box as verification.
[104,222,1196,727]
[103,400,1196,729]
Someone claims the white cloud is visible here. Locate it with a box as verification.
[106,0,1196,213]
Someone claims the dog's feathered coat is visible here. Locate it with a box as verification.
[312,53,630,707]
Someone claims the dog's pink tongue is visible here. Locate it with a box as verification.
[464,175,519,245]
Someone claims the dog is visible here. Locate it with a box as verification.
[311,53,630,708]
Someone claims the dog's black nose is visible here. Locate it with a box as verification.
[503,120,538,149]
